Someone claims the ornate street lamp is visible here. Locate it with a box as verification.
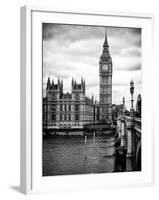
[130,80,134,117]
[123,96,125,114]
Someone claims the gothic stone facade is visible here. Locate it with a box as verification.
[43,31,112,129]
[43,78,100,129]
[99,32,112,122]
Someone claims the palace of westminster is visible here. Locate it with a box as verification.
[43,32,113,129]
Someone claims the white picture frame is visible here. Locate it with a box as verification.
[20,6,154,194]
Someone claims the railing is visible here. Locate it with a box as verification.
[134,117,141,135]
[115,115,142,171]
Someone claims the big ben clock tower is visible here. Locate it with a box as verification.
[99,30,112,122]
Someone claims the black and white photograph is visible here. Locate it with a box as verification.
[42,23,142,176]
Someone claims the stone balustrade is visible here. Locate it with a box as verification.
[115,114,141,171]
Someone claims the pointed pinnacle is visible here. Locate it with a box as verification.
[103,28,109,47]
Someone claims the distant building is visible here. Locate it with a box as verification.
[135,94,141,118]
[112,104,123,122]
[112,101,130,122]
[43,78,100,129]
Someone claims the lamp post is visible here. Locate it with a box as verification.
[84,134,87,160]
[130,80,134,117]
[123,96,125,115]
[126,80,136,171]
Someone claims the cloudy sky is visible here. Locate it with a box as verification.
[43,23,141,109]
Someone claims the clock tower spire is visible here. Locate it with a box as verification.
[103,29,109,48]
[99,29,112,122]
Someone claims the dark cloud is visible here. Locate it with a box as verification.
[127,63,141,71]
[43,24,141,48]
[108,27,141,47]
[121,47,141,56]
[43,23,104,43]
[115,63,141,71]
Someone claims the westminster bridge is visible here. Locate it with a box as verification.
[114,80,141,172]
[114,115,141,172]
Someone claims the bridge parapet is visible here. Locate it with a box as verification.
[117,117,122,138]
[120,116,127,147]
[134,117,141,136]
[115,115,141,171]
[114,81,141,172]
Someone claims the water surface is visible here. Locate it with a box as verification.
[43,133,115,176]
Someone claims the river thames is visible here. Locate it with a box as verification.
[43,133,115,176]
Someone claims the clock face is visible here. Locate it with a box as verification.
[102,64,108,71]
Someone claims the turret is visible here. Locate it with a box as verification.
[123,97,125,107]
[71,78,84,92]
[81,78,83,87]
[50,79,54,89]
[81,77,85,94]
[60,79,63,93]
[92,93,94,103]
[46,77,64,92]
[83,79,85,94]
[72,78,74,87]
[47,77,51,89]
[58,77,60,86]
[123,96,126,114]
